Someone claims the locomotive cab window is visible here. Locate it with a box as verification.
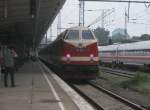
[65,30,79,40]
[82,30,94,40]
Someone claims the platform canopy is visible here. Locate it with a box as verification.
[0,0,66,47]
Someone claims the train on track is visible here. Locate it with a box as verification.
[39,26,99,80]
[99,40,150,67]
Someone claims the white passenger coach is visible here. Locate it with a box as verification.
[99,40,150,66]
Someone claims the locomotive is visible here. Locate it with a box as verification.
[99,40,150,67]
[39,26,99,80]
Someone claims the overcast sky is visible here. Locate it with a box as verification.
[47,0,150,40]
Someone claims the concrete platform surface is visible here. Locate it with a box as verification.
[0,61,94,110]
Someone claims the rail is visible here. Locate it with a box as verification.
[99,66,135,78]
[69,81,146,110]
[89,81,146,110]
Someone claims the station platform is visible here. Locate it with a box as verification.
[0,60,94,110]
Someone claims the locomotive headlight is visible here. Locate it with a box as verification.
[65,54,71,63]
[90,54,94,58]
[90,54,94,62]
[66,54,71,58]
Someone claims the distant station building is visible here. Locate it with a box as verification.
[112,28,129,40]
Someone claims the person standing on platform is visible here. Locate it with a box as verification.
[3,46,15,87]
[0,46,3,79]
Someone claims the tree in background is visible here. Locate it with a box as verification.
[140,34,150,40]
[132,34,150,41]
[111,34,150,43]
[93,27,110,45]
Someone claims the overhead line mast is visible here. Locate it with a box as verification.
[57,11,61,35]
[79,1,85,26]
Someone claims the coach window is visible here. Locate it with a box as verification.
[148,50,150,55]
[139,50,143,55]
[82,30,94,40]
[65,30,79,40]
[145,50,149,55]
[143,50,145,54]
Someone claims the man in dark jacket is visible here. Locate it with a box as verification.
[3,46,15,87]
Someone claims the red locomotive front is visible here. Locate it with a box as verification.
[60,27,99,79]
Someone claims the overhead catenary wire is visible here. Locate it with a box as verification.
[129,21,150,25]
[88,8,115,27]
[79,0,150,4]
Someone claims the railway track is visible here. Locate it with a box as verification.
[69,81,146,110]
[99,66,135,78]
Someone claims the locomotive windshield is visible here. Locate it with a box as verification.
[82,30,94,40]
[65,30,79,40]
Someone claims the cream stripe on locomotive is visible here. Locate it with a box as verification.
[61,56,99,62]
[64,40,97,47]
